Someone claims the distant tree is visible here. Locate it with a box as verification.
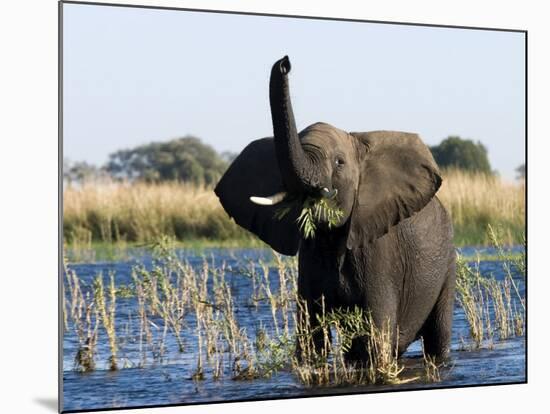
[430,136,492,174]
[515,163,525,179]
[220,151,238,164]
[105,136,228,185]
[64,159,106,184]
[63,158,72,182]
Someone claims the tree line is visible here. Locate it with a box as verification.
[64,134,522,185]
[64,136,236,186]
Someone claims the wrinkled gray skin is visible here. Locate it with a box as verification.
[215,56,455,361]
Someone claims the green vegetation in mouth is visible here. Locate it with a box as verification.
[275,196,344,239]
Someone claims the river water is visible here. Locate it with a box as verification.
[62,247,526,412]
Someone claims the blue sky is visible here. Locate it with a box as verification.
[63,4,525,179]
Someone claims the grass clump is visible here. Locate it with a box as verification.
[293,300,410,386]
[455,225,525,348]
[421,338,442,383]
[93,273,118,370]
[65,263,99,372]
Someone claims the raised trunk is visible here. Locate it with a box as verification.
[269,56,319,194]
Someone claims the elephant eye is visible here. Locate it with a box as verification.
[335,157,345,167]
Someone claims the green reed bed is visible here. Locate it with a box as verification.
[63,228,525,384]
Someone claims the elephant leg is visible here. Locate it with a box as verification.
[421,263,456,360]
[345,335,369,365]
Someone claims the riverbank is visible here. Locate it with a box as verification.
[63,169,525,248]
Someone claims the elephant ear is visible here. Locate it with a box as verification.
[347,131,442,248]
[214,137,301,256]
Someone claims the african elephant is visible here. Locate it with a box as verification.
[215,56,455,362]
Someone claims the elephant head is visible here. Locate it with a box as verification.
[215,56,442,255]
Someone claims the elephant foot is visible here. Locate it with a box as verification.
[343,336,371,366]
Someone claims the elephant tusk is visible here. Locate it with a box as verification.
[250,192,288,206]
[320,187,338,199]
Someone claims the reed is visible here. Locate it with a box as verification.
[65,266,99,372]
[131,269,152,367]
[93,273,118,370]
[421,338,442,383]
[455,255,492,347]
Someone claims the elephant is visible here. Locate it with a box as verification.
[214,56,455,362]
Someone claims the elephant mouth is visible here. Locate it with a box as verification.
[250,189,343,239]
[295,195,344,238]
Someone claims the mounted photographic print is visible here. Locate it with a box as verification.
[60,1,526,412]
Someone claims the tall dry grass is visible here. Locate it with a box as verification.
[63,181,252,246]
[63,169,525,247]
[438,169,525,245]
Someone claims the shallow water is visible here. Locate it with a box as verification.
[62,247,526,412]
